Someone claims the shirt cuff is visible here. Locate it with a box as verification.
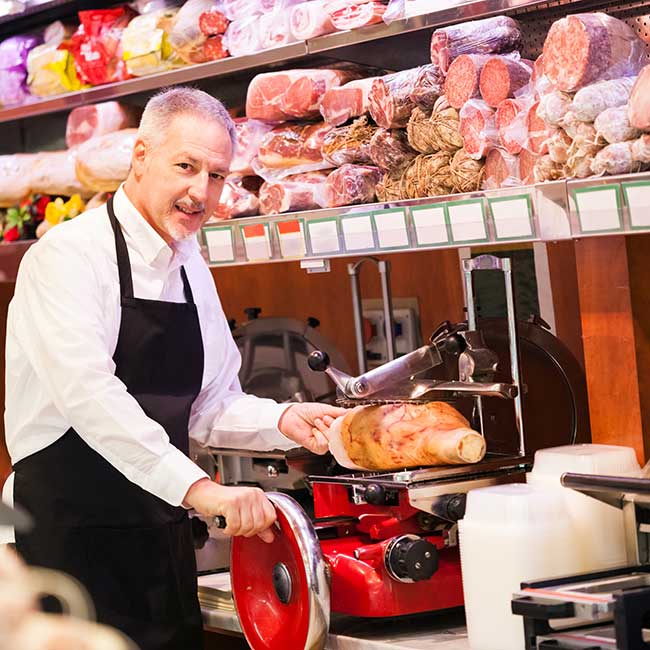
[143,447,209,507]
[258,400,298,451]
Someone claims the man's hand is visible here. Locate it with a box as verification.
[184,478,277,543]
[278,403,348,454]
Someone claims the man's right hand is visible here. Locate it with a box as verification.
[184,478,277,543]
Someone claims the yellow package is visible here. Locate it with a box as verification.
[27,41,85,96]
[44,193,86,225]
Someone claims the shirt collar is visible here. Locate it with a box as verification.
[112,185,200,270]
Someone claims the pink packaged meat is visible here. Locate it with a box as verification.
[66,102,142,149]
[325,1,387,30]
[223,16,263,56]
[369,128,417,171]
[259,10,296,50]
[325,163,382,207]
[259,171,329,214]
[459,99,498,159]
[368,68,420,128]
[230,118,276,175]
[495,98,529,155]
[479,56,532,107]
[408,64,444,111]
[290,1,335,40]
[247,68,359,122]
[320,77,377,126]
[214,174,261,219]
[444,54,491,109]
[482,148,521,189]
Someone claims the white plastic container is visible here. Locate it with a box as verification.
[459,483,580,650]
[528,444,640,572]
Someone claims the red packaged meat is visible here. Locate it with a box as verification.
[518,148,538,185]
[571,77,636,123]
[66,101,141,149]
[629,65,650,131]
[326,1,387,30]
[199,9,230,35]
[482,148,521,189]
[526,100,551,155]
[320,77,377,126]
[479,56,532,107]
[430,16,522,74]
[459,99,498,159]
[325,163,382,207]
[259,171,329,214]
[203,34,229,59]
[214,174,261,219]
[369,128,417,171]
[495,98,529,155]
[322,116,376,166]
[66,8,134,85]
[409,64,444,111]
[246,68,359,122]
[230,118,276,175]
[368,68,420,128]
[542,13,645,93]
[444,54,491,109]
[290,1,335,40]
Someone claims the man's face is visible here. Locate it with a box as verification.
[133,114,232,243]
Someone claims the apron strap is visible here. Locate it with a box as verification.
[107,195,135,300]
[180,267,195,304]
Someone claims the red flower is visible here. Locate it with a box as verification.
[4,225,20,242]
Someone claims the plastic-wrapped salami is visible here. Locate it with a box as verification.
[479,56,532,107]
[223,16,263,56]
[322,116,376,166]
[631,134,650,163]
[496,97,529,155]
[409,64,444,111]
[0,154,36,207]
[594,106,641,144]
[202,34,230,60]
[560,110,580,139]
[542,13,645,92]
[214,174,261,219]
[247,68,358,122]
[368,68,420,129]
[450,148,484,193]
[320,77,377,126]
[0,34,41,106]
[590,141,645,176]
[230,118,276,175]
[530,54,554,98]
[526,100,551,155]
[565,121,605,178]
[259,9,297,50]
[325,164,382,207]
[325,1,387,30]
[546,129,572,164]
[30,150,93,198]
[369,128,417,171]
[199,7,230,34]
[259,171,329,214]
[66,102,141,149]
[290,1,335,40]
[571,77,636,123]
[459,99,498,159]
[536,91,572,127]
[534,155,564,182]
[482,148,521,189]
[519,148,538,184]
[444,54,491,109]
[430,16,522,73]
[221,0,261,19]
[629,65,650,131]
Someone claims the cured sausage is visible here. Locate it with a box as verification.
[368,68,420,128]
[459,99,498,159]
[479,56,532,107]
[628,65,650,131]
[594,106,641,144]
[321,117,376,166]
[444,54,491,109]
[571,77,636,122]
[483,148,520,189]
[526,100,551,155]
[259,171,329,215]
[496,98,528,155]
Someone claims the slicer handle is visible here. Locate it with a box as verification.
[214,515,227,529]
[308,350,330,372]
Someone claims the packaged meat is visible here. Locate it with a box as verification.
[547,129,572,164]
[75,129,137,193]
[259,171,329,214]
[0,34,41,106]
[444,54,491,109]
[199,8,230,34]
[459,99,498,160]
[450,148,485,193]
[383,0,431,23]
[628,65,650,131]
[214,174,260,218]
[430,16,522,73]
[526,100,551,155]
[223,16,263,57]
[408,64,444,111]
[594,106,641,144]
[290,1,335,40]
[29,150,93,198]
[325,163,382,207]
[254,122,333,180]
[259,9,296,50]
[631,134,650,163]
[327,402,486,471]
[321,116,376,166]
[531,54,554,97]
[66,8,133,86]
[203,33,229,60]
[536,91,572,127]
[591,141,644,176]
[230,118,276,175]
[221,0,260,20]
[542,13,645,92]
[0,154,35,207]
[66,102,141,149]
[406,97,463,154]
[479,56,532,107]
[368,68,420,129]
[559,110,580,139]
[571,77,636,122]
[482,148,521,190]
[320,77,376,126]
[246,68,358,122]
[496,97,529,155]
[534,154,564,182]
[326,1,386,30]
[518,148,538,184]
[369,128,417,172]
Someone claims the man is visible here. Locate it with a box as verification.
[4,87,345,650]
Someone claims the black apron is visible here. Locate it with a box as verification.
[14,196,206,650]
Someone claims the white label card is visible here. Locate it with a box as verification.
[575,188,621,233]
[276,222,306,258]
[204,228,234,263]
[447,201,487,242]
[490,197,533,239]
[412,206,448,245]
[342,215,374,251]
[374,209,409,249]
[242,225,272,261]
[624,183,650,228]
[308,220,340,254]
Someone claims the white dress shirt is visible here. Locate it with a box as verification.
[4,186,296,527]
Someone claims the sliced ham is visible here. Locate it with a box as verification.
[479,56,532,107]
[320,77,377,126]
[326,1,386,30]
[290,0,335,40]
[65,101,141,149]
[444,54,491,109]
[368,68,420,129]
[459,99,498,159]
[629,65,650,131]
[325,163,382,207]
[259,171,329,214]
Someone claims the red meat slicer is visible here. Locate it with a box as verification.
[220,256,521,649]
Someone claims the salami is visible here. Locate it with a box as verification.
[255,122,333,170]
[518,148,538,185]
[325,164,382,207]
[203,34,229,60]
[214,174,260,219]
[631,134,650,163]
[430,16,522,73]
[628,65,650,131]
[321,116,376,166]
[459,99,498,159]
[409,64,444,111]
[479,56,532,107]
[369,128,418,171]
[368,68,420,129]
[591,141,644,176]
[320,77,377,126]
[571,77,636,123]
[496,98,528,155]
[526,100,551,155]
[536,91,572,127]
[547,129,572,164]
[444,54,491,109]
[542,13,645,92]
[290,0,335,40]
[594,106,641,144]
[199,10,229,35]
[230,118,275,175]
[326,1,387,30]
[259,171,329,214]
[483,148,521,189]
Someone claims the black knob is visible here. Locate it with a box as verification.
[364,484,386,506]
[443,494,467,522]
[308,350,330,372]
[307,317,320,328]
[244,307,261,320]
[386,537,439,582]
[442,333,467,356]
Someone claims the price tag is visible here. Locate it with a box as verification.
[240,223,272,261]
[411,205,449,246]
[307,218,340,255]
[341,214,375,251]
[373,208,409,249]
[623,181,650,229]
[203,226,235,264]
[447,199,488,243]
[573,185,622,233]
[276,220,306,258]
[489,195,534,240]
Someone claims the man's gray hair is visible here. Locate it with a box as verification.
[138,87,236,150]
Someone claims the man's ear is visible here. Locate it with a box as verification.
[130,138,148,177]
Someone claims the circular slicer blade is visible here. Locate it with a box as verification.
[231,492,330,650]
